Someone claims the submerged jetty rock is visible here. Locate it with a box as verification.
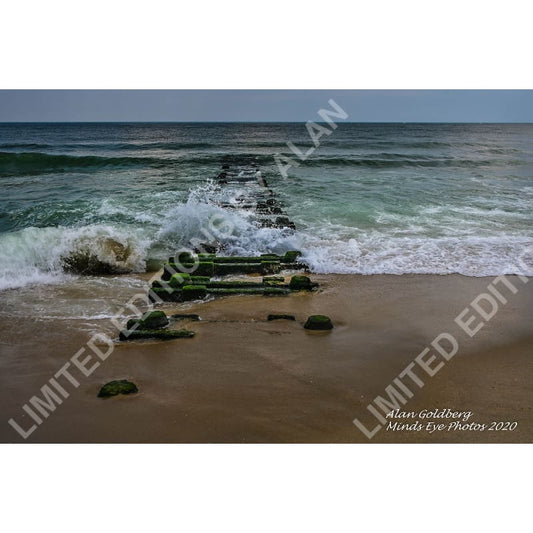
[267,314,296,321]
[134,310,169,329]
[263,276,285,284]
[182,285,207,301]
[122,311,181,340]
[171,313,201,321]
[289,275,317,291]
[119,329,195,341]
[169,273,191,288]
[149,252,317,302]
[151,160,311,303]
[304,315,334,330]
[97,380,138,398]
[160,250,306,279]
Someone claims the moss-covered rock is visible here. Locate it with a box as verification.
[267,314,296,321]
[182,285,207,301]
[190,276,211,284]
[212,256,266,263]
[162,263,181,281]
[304,315,333,330]
[263,276,285,283]
[208,287,289,296]
[171,313,201,321]
[262,287,290,296]
[126,318,140,330]
[214,262,262,275]
[97,379,138,397]
[282,250,302,263]
[176,251,195,264]
[261,261,281,274]
[138,310,169,329]
[148,287,181,302]
[169,272,191,288]
[198,253,216,261]
[191,261,215,277]
[289,275,314,290]
[119,329,195,341]
[205,280,264,289]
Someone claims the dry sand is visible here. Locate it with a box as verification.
[0,273,531,443]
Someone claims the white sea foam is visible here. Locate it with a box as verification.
[1,177,531,292]
[0,224,150,290]
[299,233,533,276]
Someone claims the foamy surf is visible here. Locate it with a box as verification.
[0,225,150,290]
[1,123,532,289]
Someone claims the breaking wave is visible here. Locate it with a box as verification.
[0,225,150,290]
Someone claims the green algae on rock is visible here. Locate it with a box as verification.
[171,313,201,321]
[148,287,181,302]
[190,276,211,284]
[169,272,191,288]
[190,261,215,277]
[213,262,261,275]
[208,287,289,296]
[119,329,195,341]
[204,280,265,289]
[260,260,281,274]
[97,379,138,398]
[263,276,285,283]
[182,285,207,301]
[303,315,334,330]
[138,310,169,329]
[267,314,296,321]
[289,275,316,291]
[282,250,302,263]
[126,318,140,330]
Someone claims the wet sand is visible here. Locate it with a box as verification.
[0,273,531,443]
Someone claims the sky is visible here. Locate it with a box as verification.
[0,90,532,122]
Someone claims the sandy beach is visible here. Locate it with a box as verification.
[1,272,531,443]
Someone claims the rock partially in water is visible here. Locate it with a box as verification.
[289,275,316,291]
[182,285,207,301]
[190,261,215,277]
[126,311,169,330]
[304,315,334,330]
[119,329,195,341]
[97,380,138,398]
[263,276,285,284]
[214,262,262,275]
[267,314,296,321]
[190,276,211,284]
[261,260,281,275]
[282,250,302,263]
[171,313,201,321]
[208,287,289,296]
[169,273,191,288]
[194,242,220,254]
[126,318,140,330]
[138,310,169,329]
[61,238,135,275]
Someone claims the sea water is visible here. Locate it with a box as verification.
[0,122,532,292]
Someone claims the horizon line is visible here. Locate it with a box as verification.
[1,121,533,125]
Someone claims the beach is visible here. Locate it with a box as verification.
[0,122,532,443]
[1,272,531,443]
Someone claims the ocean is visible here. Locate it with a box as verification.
[0,122,532,295]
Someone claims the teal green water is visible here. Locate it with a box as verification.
[0,122,532,290]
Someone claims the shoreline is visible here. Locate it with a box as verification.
[0,272,531,443]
